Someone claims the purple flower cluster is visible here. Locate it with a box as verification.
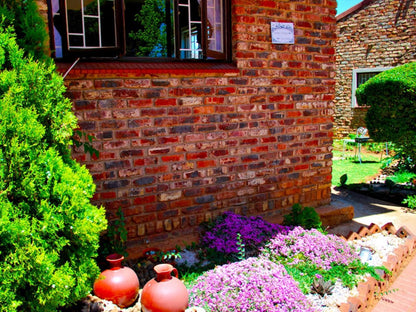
[202,212,290,254]
[189,257,314,312]
[263,227,359,270]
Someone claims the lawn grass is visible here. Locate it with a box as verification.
[332,149,384,186]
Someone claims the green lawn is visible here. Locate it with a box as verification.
[332,150,384,186]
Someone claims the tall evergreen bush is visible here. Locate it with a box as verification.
[0,0,49,61]
[356,62,416,168]
[0,26,107,311]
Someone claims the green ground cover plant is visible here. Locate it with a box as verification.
[0,26,107,311]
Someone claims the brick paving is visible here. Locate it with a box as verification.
[371,253,416,311]
[329,187,416,311]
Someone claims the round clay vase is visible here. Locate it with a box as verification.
[93,254,140,308]
[140,263,189,312]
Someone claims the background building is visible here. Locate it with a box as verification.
[334,0,416,138]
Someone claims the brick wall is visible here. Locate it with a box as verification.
[334,0,416,138]
[46,0,336,258]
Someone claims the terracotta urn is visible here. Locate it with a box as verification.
[93,254,140,308]
[140,263,189,312]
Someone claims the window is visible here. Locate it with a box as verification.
[351,67,393,107]
[49,0,230,61]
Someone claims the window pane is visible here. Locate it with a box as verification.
[65,0,116,49]
[180,23,202,59]
[51,0,228,59]
[69,34,84,46]
[85,17,100,46]
[100,0,117,46]
[178,0,202,59]
[51,0,63,57]
[207,0,223,53]
[357,72,379,87]
[125,0,174,57]
[67,0,83,34]
[84,0,98,15]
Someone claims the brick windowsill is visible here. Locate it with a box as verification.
[56,60,240,77]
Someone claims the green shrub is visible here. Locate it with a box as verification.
[0,26,107,311]
[283,203,323,230]
[0,0,49,61]
[356,63,416,170]
[403,195,416,210]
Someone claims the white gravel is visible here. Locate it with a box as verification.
[306,280,360,312]
[348,231,406,267]
[307,230,407,312]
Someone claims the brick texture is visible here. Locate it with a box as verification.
[42,0,337,258]
[334,0,416,138]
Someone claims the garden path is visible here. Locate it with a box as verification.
[328,187,416,311]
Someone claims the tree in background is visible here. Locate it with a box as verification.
[356,62,416,171]
[0,23,107,312]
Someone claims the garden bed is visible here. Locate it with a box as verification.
[337,223,416,311]
[348,175,416,207]
[72,220,416,312]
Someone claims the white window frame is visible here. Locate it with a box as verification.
[351,67,393,107]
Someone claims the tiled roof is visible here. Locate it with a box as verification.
[336,0,375,21]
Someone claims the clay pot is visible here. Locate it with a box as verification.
[140,263,189,312]
[93,254,140,308]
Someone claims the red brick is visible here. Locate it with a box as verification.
[134,195,157,205]
[155,98,177,106]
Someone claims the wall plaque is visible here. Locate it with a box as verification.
[271,22,295,44]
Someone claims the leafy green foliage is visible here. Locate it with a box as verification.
[387,170,416,184]
[283,259,386,295]
[0,26,107,311]
[340,173,348,187]
[236,233,246,261]
[403,195,416,210]
[0,0,49,61]
[356,63,416,170]
[98,208,128,261]
[283,203,322,230]
[129,0,168,57]
[73,130,99,159]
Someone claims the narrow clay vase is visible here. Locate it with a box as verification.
[140,263,189,312]
[93,254,140,308]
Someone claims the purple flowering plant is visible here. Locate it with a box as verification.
[200,211,290,262]
[263,226,359,270]
[262,226,384,292]
[188,257,315,312]
[184,212,386,310]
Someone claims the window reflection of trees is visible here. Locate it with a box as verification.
[127,0,172,57]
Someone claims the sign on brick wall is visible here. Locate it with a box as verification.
[271,22,294,44]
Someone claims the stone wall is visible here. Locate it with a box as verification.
[334,0,416,138]
[44,0,337,258]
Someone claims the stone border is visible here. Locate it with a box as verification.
[338,223,416,312]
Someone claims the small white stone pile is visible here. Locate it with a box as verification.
[348,231,406,267]
[306,280,360,312]
[306,230,407,312]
